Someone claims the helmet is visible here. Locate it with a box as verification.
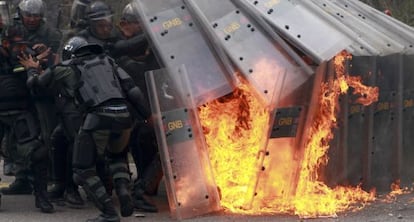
[2,24,27,44]
[86,1,113,21]
[120,3,139,22]
[61,36,103,61]
[18,0,46,17]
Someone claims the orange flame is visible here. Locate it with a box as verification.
[198,51,378,217]
[198,83,269,212]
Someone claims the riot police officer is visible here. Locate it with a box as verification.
[117,3,162,213]
[1,0,62,196]
[0,24,54,213]
[19,36,150,222]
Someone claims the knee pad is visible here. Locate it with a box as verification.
[14,112,40,144]
[72,130,96,169]
[73,168,96,186]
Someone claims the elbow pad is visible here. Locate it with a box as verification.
[26,74,39,89]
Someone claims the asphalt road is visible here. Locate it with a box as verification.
[1,160,414,222]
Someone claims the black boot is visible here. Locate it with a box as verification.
[47,182,65,199]
[65,187,85,208]
[33,163,55,213]
[114,179,134,217]
[84,192,120,222]
[133,180,158,212]
[75,172,120,222]
[84,197,119,222]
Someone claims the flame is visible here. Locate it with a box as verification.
[383,180,410,203]
[294,51,378,217]
[198,82,270,212]
[198,51,379,217]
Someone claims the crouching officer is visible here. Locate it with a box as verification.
[19,36,151,222]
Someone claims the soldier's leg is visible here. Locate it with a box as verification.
[48,124,68,199]
[73,129,119,222]
[1,126,16,176]
[61,111,85,207]
[130,123,160,212]
[133,122,162,195]
[1,121,33,195]
[107,129,134,217]
[14,112,54,213]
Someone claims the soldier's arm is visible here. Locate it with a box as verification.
[110,34,148,58]
[116,66,151,119]
[26,65,72,90]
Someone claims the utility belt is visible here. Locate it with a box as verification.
[92,105,129,114]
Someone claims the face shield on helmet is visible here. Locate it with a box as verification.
[18,0,45,31]
[61,36,103,61]
[119,3,142,38]
[18,0,45,17]
[121,3,139,23]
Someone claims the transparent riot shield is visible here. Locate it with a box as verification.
[185,0,312,108]
[132,0,235,106]
[307,0,404,56]
[146,65,221,220]
[241,0,352,62]
[337,0,414,55]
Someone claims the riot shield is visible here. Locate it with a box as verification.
[334,0,414,55]
[240,0,352,62]
[370,54,403,191]
[306,0,404,56]
[146,65,221,219]
[325,56,376,189]
[401,55,414,186]
[185,0,312,108]
[133,0,235,106]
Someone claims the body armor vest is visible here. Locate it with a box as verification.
[72,55,125,108]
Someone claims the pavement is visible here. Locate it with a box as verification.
[1,160,414,221]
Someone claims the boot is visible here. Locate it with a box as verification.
[47,182,65,199]
[114,179,134,217]
[133,180,158,212]
[84,192,120,222]
[84,197,119,222]
[75,173,120,222]
[65,187,85,208]
[33,162,55,213]
[1,178,33,195]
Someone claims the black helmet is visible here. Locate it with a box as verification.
[120,3,139,22]
[2,24,27,44]
[18,0,46,17]
[61,36,103,61]
[86,1,112,21]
